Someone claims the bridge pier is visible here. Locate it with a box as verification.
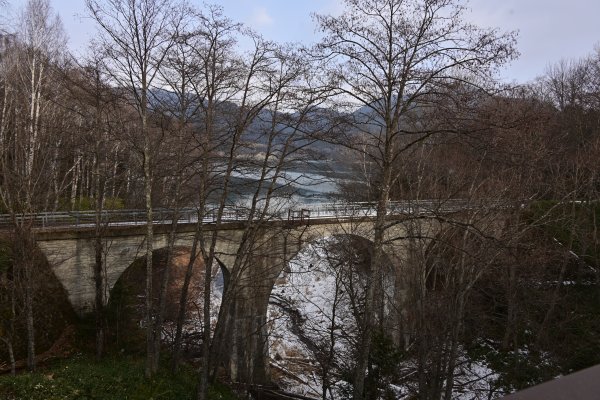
[215,230,294,384]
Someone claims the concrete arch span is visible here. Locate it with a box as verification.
[34,215,449,384]
[106,245,229,350]
[35,223,245,316]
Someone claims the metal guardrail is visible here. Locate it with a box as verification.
[0,199,509,230]
[0,207,234,229]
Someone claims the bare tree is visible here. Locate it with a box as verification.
[0,0,66,372]
[60,53,127,359]
[148,17,201,369]
[85,0,185,377]
[167,5,241,383]
[203,44,331,395]
[314,0,517,397]
[153,7,331,396]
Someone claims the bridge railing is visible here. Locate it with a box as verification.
[0,206,274,229]
[0,208,192,229]
[0,199,515,230]
[298,199,474,219]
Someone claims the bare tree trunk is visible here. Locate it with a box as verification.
[322,267,342,400]
[79,160,86,205]
[94,230,104,359]
[352,147,393,400]
[93,148,105,360]
[171,225,201,373]
[2,338,15,375]
[0,278,17,375]
[197,250,213,400]
[25,262,35,371]
[143,114,155,378]
[197,97,222,400]
[443,300,465,400]
[15,226,36,372]
[152,179,181,373]
[70,156,80,210]
[172,124,210,375]
[23,241,36,371]
[110,145,119,199]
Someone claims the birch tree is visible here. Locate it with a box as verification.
[0,0,66,372]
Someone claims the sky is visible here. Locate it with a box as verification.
[3,0,600,83]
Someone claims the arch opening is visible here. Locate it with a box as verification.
[267,234,396,398]
[106,246,224,356]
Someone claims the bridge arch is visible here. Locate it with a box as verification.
[27,203,502,386]
[105,245,229,349]
[107,246,203,314]
[266,234,397,395]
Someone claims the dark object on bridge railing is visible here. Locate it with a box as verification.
[287,209,310,224]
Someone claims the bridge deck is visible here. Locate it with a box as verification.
[0,199,482,231]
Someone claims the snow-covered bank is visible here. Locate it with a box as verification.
[267,237,503,399]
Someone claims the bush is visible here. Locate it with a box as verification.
[525,200,600,268]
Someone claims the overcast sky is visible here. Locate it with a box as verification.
[4,0,600,83]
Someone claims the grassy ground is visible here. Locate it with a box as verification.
[0,354,237,400]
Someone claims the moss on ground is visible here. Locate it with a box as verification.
[0,354,238,400]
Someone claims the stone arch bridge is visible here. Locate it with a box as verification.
[8,200,496,383]
[30,203,450,315]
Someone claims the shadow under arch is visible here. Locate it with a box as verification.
[213,256,230,295]
[106,245,225,352]
[0,236,76,364]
